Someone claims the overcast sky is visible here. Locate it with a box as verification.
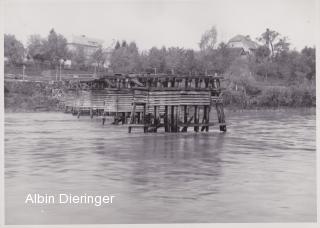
[4,0,316,51]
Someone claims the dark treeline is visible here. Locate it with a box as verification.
[4,26,316,108]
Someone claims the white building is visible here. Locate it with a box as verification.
[227,35,259,54]
[67,35,104,57]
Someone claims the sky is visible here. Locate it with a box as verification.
[3,0,317,51]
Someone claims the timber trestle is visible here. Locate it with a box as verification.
[61,74,227,133]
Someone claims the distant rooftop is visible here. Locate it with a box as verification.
[228,35,259,49]
[69,35,104,47]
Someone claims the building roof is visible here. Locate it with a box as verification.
[69,35,104,47]
[228,35,259,49]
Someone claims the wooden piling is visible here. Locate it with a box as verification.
[164,105,169,132]
[194,106,199,132]
[171,106,175,132]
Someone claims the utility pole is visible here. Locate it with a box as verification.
[55,67,58,81]
[22,65,25,80]
[59,62,62,81]
[59,59,63,81]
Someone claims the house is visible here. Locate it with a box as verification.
[67,35,111,69]
[227,35,259,55]
[67,35,104,57]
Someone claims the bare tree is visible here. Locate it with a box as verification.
[199,26,217,51]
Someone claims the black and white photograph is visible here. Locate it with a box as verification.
[2,0,318,225]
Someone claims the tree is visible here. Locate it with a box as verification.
[44,29,69,66]
[182,49,197,75]
[4,34,25,65]
[27,34,47,62]
[254,45,271,63]
[145,47,167,73]
[121,40,127,48]
[71,46,86,69]
[165,47,185,74]
[258,28,280,57]
[115,41,121,50]
[91,46,107,70]
[300,47,315,81]
[127,42,141,72]
[198,26,218,75]
[110,41,141,73]
[199,26,217,51]
[274,37,290,56]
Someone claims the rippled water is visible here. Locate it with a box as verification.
[5,109,316,224]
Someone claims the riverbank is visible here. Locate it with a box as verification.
[4,80,316,112]
[223,82,316,109]
[4,80,62,112]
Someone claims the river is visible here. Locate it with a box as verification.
[4,109,316,224]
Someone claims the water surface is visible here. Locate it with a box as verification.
[5,109,316,224]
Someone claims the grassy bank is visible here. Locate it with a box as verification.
[222,80,316,109]
[4,81,62,112]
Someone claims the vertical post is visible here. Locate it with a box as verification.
[194,106,199,132]
[216,103,226,132]
[125,112,130,124]
[201,106,206,132]
[137,112,141,124]
[164,105,168,132]
[171,106,175,132]
[176,106,180,132]
[122,112,125,124]
[59,61,62,81]
[22,65,25,80]
[143,104,147,132]
[182,105,188,132]
[205,78,209,88]
[206,106,210,132]
[184,105,188,123]
[55,67,58,81]
[154,106,157,132]
[130,103,136,124]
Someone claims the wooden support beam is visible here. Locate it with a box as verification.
[201,106,207,132]
[206,106,210,132]
[216,103,227,132]
[129,103,136,124]
[200,106,210,132]
[77,108,81,119]
[164,105,169,132]
[183,105,188,132]
[205,78,209,88]
[154,106,157,132]
[176,106,180,132]
[171,105,175,132]
[181,116,194,132]
[194,106,199,132]
[143,104,146,124]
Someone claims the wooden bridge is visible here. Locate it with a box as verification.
[61,73,226,133]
